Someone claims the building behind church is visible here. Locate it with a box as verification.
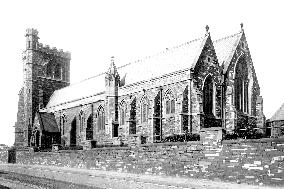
[14,25,266,149]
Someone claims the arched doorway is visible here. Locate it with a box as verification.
[70,118,77,146]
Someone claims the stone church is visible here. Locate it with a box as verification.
[14,24,265,148]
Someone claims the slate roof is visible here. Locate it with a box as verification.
[213,31,243,74]
[45,35,208,110]
[46,73,106,109]
[118,36,207,86]
[38,112,59,133]
[44,30,244,111]
[270,103,284,121]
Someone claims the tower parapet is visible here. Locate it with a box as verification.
[25,28,39,36]
[38,43,71,59]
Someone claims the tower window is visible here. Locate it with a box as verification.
[54,64,61,79]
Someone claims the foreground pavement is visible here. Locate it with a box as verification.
[0,163,281,189]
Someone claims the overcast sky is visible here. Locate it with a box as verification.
[0,0,283,146]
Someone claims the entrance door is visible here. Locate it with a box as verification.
[70,118,77,146]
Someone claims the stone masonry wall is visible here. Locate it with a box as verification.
[2,138,283,187]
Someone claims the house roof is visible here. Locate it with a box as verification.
[213,31,243,74]
[38,112,59,133]
[270,103,284,121]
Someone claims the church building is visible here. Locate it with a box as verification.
[14,25,265,148]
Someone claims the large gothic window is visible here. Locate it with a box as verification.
[181,86,189,132]
[203,75,214,115]
[153,90,162,141]
[97,106,105,131]
[141,96,149,123]
[234,56,249,113]
[86,114,93,140]
[129,98,136,134]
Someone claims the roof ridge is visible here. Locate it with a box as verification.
[64,36,205,85]
[117,36,204,70]
[213,31,242,43]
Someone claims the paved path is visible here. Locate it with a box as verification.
[0,163,281,189]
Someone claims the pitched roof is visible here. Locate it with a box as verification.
[270,103,284,121]
[45,35,207,110]
[44,31,244,111]
[213,31,243,74]
[46,73,106,109]
[38,112,59,133]
[117,35,207,86]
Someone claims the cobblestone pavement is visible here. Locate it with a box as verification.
[0,164,281,189]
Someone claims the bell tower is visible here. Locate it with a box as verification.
[14,28,71,147]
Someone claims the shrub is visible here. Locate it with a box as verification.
[161,133,200,143]
[224,128,264,140]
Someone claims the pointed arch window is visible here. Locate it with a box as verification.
[86,114,93,140]
[141,97,149,123]
[181,86,189,132]
[54,64,61,79]
[203,75,214,115]
[97,106,105,131]
[165,90,175,114]
[235,56,249,113]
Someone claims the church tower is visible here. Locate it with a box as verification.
[14,29,71,147]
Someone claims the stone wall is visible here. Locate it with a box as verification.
[2,138,283,186]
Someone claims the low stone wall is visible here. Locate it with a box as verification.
[1,138,284,186]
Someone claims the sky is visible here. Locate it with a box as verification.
[0,0,283,146]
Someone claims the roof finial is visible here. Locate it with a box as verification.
[110,56,115,66]
[108,56,118,75]
[205,25,209,33]
[240,23,244,30]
